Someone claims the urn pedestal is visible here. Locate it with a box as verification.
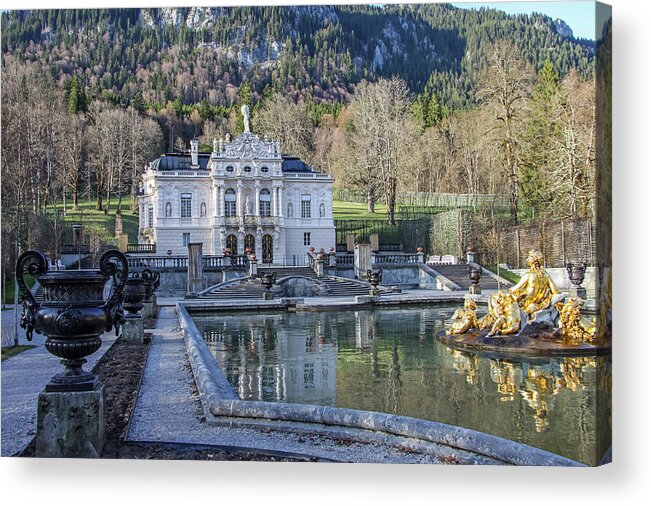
[122,276,146,343]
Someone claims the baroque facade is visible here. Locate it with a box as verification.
[137,114,335,265]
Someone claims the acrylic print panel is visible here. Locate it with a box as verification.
[0,1,611,467]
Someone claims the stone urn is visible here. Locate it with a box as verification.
[17,249,128,392]
[367,269,383,289]
[566,261,587,298]
[468,264,482,294]
[468,265,482,285]
[261,272,277,291]
[566,261,587,287]
[123,275,146,315]
[141,269,161,303]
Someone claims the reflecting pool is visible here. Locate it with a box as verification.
[192,306,611,465]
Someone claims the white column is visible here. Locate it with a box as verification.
[215,186,220,218]
[255,184,260,217]
[278,186,284,218]
[271,186,277,217]
[237,183,243,224]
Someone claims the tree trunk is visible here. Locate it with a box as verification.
[367,191,375,213]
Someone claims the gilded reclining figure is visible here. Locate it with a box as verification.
[509,250,560,318]
[479,290,522,336]
[446,296,479,335]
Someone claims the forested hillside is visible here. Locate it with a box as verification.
[1,3,604,268]
[1,4,594,111]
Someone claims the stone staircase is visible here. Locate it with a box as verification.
[432,264,502,291]
[200,266,376,300]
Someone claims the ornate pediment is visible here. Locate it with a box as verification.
[218,132,281,160]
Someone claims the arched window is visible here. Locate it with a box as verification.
[224,189,236,217]
[200,202,207,218]
[165,202,172,218]
[319,203,325,218]
[226,234,237,253]
[259,189,271,217]
[147,204,154,227]
[287,202,293,218]
[244,234,255,254]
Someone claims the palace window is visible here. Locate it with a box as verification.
[243,166,252,173]
[259,189,271,217]
[260,166,269,173]
[181,193,192,218]
[301,194,311,218]
[303,232,311,246]
[226,165,234,173]
[182,233,191,247]
[224,189,236,217]
[147,204,153,227]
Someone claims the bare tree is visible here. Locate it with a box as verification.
[345,77,417,224]
[478,40,534,224]
[253,93,315,164]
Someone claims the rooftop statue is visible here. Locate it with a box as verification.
[509,250,560,318]
[241,104,251,133]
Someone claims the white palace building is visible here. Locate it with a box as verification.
[137,106,335,265]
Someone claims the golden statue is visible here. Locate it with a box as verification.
[446,296,479,335]
[479,290,522,336]
[555,297,597,344]
[509,250,560,317]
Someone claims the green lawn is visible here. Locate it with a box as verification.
[59,198,139,243]
[484,265,521,284]
[332,201,389,220]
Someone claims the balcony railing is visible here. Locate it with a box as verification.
[371,253,423,265]
[127,243,156,254]
[126,254,248,270]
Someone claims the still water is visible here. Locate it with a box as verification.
[192,306,611,465]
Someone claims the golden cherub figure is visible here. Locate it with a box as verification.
[446,295,479,335]
[509,250,560,317]
[479,290,522,336]
[555,297,597,345]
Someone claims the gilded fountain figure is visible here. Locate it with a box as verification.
[446,295,479,335]
[479,290,522,336]
[509,250,560,319]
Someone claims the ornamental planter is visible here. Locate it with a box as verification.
[17,249,128,392]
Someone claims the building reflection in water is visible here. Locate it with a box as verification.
[202,312,338,405]
[192,306,610,465]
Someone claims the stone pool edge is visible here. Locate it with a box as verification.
[177,301,584,467]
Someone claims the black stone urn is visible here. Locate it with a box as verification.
[468,265,482,286]
[261,272,277,292]
[566,261,587,287]
[141,269,161,302]
[123,275,146,315]
[17,249,128,392]
[367,269,383,289]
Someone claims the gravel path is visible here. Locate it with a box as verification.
[127,307,451,464]
[1,318,118,457]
